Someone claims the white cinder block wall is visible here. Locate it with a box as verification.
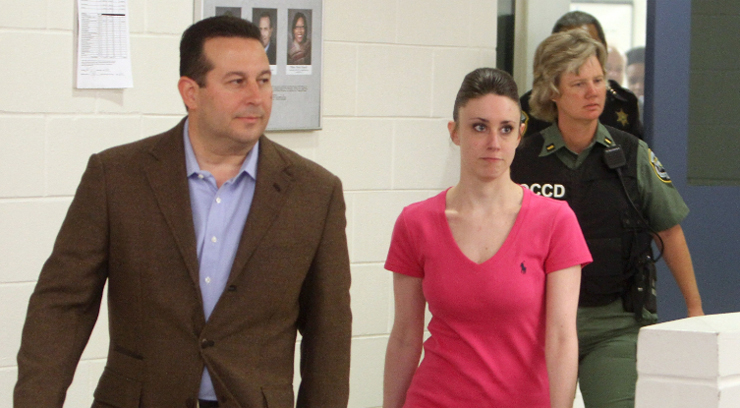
[0,1,497,407]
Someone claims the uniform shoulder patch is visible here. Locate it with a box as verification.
[649,149,672,183]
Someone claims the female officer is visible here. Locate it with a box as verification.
[510,30,704,408]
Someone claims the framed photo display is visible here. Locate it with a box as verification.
[195,0,323,130]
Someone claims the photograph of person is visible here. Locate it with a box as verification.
[383,67,591,408]
[253,8,277,65]
[287,9,311,65]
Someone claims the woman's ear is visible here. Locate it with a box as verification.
[448,120,460,146]
[518,123,526,144]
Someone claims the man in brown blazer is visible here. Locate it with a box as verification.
[14,16,351,408]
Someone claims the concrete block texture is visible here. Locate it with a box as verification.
[348,336,388,408]
[140,115,186,139]
[0,200,71,283]
[357,45,434,117]
[468,0,499,49]
[0,367,17,408]
[0,0,48,29]
[266,131,319,162]
[432,48,492,118]
[324,0,397,43]
[350,190,437,263]
[128,0,148,33]
[0,32,97,114]
[145,0,193,34]
[350,264,392,336]
[46,116,143,196]
[720,382,740,408]
[0,284,34,368]
[397,0,470,46]
[62,359,106,408]
[392,118,460,190]
[322,42,358,117]
[48,0,76,31]
[316,118,394,191]
[0,116,46,198]
[96,36,183,115]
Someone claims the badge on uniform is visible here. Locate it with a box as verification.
[616,109,629,127]
[649,149,672,183]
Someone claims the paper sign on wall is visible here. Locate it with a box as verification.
[76,0,134,89]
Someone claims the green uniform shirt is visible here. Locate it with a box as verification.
[538,123,689,232]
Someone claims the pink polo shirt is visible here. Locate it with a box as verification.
[385,187,591,407]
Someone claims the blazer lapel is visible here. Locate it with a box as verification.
[228,136,293,284]
[143,118,200,286]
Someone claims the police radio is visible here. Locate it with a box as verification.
[604,146,627,170]
[603,145,660,319]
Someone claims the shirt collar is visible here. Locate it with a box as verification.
[538,122,616,157]
[183,118,259,181]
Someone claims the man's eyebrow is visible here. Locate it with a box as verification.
[223,69,272,78]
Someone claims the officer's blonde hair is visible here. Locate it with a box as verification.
[530,30,607,123]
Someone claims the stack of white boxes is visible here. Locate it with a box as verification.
[636,312,740,407]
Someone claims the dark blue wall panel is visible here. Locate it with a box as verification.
[647,0,740,321]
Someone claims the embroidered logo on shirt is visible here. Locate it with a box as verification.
[520,262,527,274]
[649,149,672,184]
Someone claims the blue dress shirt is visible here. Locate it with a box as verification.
[183,120,259,401]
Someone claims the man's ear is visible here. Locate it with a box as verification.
[448,120,460,146]
[178,76,199,111]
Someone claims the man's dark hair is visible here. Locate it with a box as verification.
[259,11,273,28]
[180,15,261,87]
[452,68,521,123]
[626,46,645,66]
[552,11,607,48]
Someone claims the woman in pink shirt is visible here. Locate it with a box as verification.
[383,68,592,408]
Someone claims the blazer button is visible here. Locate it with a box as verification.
[201,338,215,349]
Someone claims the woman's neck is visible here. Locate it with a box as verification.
[448,175,522,213]
[557,118,598,154]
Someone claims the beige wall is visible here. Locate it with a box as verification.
[0,1,497,406]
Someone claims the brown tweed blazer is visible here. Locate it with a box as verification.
[15,118,352,408]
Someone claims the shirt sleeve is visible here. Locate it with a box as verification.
[384,209,424,278]
[636,141,690,232]
[544,202,593,273]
